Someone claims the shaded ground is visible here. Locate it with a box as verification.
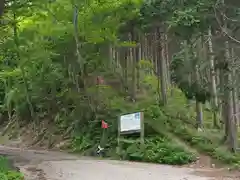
[0,145,239,180]
[1,128,240,180]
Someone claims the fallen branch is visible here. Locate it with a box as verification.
[1,118,17,136]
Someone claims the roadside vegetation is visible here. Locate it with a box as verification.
[0,156,23,180]
[0,0,240,169]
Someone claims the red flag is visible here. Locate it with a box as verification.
[101,120,108,129]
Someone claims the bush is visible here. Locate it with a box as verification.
[119,137,196,165]
[69,88,199,166]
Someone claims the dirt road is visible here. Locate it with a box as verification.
[0,145,238,180]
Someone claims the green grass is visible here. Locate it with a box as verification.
[158,95,240,168]
[0,156,24,180]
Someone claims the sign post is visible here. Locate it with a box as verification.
[117,112,144,151]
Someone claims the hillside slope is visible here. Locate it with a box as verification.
[0,74,239,169]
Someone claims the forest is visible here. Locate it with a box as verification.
[0,0,240,175]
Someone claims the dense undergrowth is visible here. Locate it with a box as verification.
[118,137,196,165]
[2,73,240,167]
[62,75,192,165]
[161,96,240,167]
[67,75,240,167]
[0,156,23,180]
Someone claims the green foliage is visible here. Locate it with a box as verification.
[0,171,23,180]
[172,125,240,165]
[0,156,23,180]
[71,134,93,152]
[0,0,238,170]
[120,137,196,165]
[124,0,215,39]
[171,50,211,103]
[161,103,240,166]
[0,157,9,173]
[137,83,240,166]
[70,80,197,165]
[167,0,215,38]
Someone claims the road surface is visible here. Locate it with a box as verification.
[0,145,238,180]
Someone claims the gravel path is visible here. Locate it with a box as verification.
[37,159,213,180]
[0,145,238,180]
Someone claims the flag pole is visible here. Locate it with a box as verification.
[100,120,108,150]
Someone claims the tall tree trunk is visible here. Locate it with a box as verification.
[196,95,204,130]
[219,65,225,128]
[159,28,168,105]
[112,46,116,72]
[123,47,128,92]
[0,0,4,17]
[224,40,237,152]
[153,30,158,74]
[183,40,191,106]
[208,27,219,128]
[136,33,142,90]
[231,47,238,144]
[108,44,114,69]
[195,67,204,130]
[164,33,170,89]
[196,38,204,130]
[220,0,237,151]
[143,34,146,60]
[115,47,120,69]
[129,32,136,102]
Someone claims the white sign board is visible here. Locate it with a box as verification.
[120,112,141,132]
